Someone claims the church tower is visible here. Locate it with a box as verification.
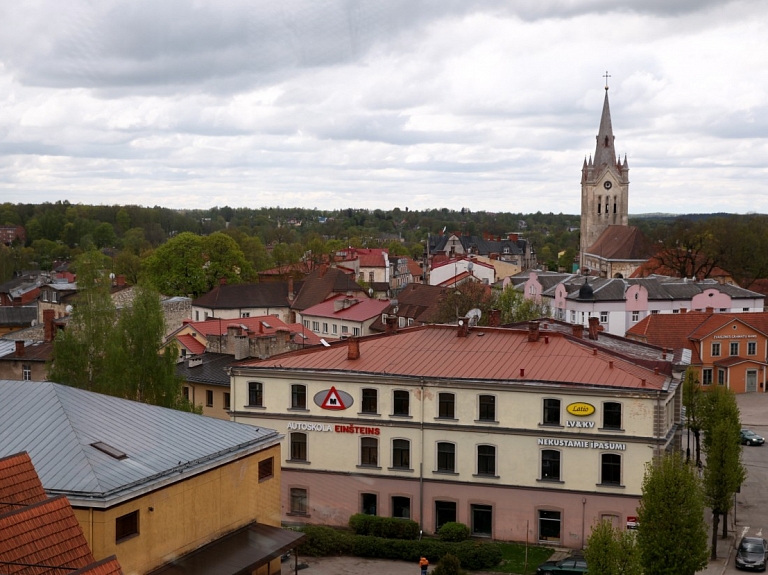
[579,83,629,270]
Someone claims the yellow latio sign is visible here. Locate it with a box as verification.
[566,402,595,416]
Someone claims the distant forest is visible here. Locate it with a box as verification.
[0,201,762,290]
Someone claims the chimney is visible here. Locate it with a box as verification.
[219,277,227,286]
[489,309,501,327]
[457,318,469,338]
[385,315,397,335]
[588,317,599,340]
[43,309,55,343]
[508,233,518,242]
[258,321,264,334]
[528,321,540,342]
[680,308,687,314]
[348,337,360,360]
[705,306,714,313]
[15,340,24,357]
[572,324,584,338]
[116,274,126,287]
[276,328,290,350]
[288,277,294,301]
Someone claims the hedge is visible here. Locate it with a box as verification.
[348,514,420,539]
[298,526,502,570]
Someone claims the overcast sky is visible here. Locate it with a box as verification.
[0,1,766,215]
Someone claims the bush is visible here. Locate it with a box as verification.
[298,526,352,556]
[452,540,503,571]
[432,553,467,575]
[348,514,420,540]
[438,522,470,542]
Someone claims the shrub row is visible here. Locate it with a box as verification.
[298,525,502,570]
[437,522,470,542]
[348,513,420,539]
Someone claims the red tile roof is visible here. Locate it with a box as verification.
[0,496,97,573]
[238,325,667,390]
[177,334,206,355]
[300,295,390,322]
[183,315,293,337]
[70,556,124,575]
[0,452,47,515]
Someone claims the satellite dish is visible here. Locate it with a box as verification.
[65,305,73,314]
[467,308,482,327]
[109,273,115,279]
[467,261,474,273]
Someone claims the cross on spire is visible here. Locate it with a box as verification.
[603,71,611,91]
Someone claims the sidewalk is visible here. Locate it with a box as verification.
[697,511,736,575]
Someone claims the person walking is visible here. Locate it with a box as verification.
[419,556,429,574]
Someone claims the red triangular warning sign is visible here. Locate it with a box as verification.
[321,386,346,410]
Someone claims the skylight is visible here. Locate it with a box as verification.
[91,442,128,460]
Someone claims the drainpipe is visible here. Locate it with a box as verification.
[581,497,587,549]
[419,378,425,531]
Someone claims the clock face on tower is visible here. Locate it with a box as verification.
[603,181,613,190]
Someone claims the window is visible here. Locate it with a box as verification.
[204,312,209,320]
[195,310,199,321]
[603,402,622,429]
[570,310,576,323]
[332,324,338,334]
[361,388,378,414]
[672,309,679,314]
[42,290,48,302]
[392,390,409,416]
[391,496,410,519]
[651,309,659,314]
[353,327,360,337]
[303,320,309,328]
[436,442,456,473]
[322,322,328,333]
[541,450,561,481]
[361,493,377,515]
[730,342,739,356]
[290,433,307,461]
[241,312,250,318]
[258,457,274,481]
[631,311,639,322]
[392,439,410,470]
[224,392,231,410]
[206,390,213,407]
[539,510,561,542]
[717,369,726,386]
[182,386,189,400]
[435,501,457,531]
[471,504,493,537]
[290,488,308,514]
[702,368,713,385]
[600,453,621,485]
[744,308,750,312]
[360,437,379,467]
[478,395,496,422]
[52,292,58,303]
[115,510,139,542]
[248,382,263,407]
[711,342,721,357]
[22,364,31,381]
[438,392,455,419]
[312,321,320,331]
[543,398,561,426]
[748,341,757,355]
[477,445,496,476]
[291,384,307,409]
[342,325,349,334]
[600,311,608,324]
[398,316,406,328]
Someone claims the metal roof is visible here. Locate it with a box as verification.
[0,380,280,507]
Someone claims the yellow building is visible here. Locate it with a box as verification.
[0,379,302,575]
[229,321,682,549]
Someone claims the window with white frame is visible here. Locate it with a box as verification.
[702,368,713,385]
[600,311,608,324]
[22,364,31,381]
[730,342,739,356]
[353,327,360,336]
[322,322,328,333]
[748,341,757,355]
[631,311,639,322]
[711,342,721,357]
[312,321,320,331]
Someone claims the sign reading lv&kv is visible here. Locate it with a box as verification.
[566,402,595,428]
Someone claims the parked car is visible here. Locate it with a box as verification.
[741,429,765,446]
[735,536,767,571]
[536,556,588,574]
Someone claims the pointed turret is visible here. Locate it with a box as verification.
[623,153,629,168]
[593,89,616,170]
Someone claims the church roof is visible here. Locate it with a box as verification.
[594,89,617,171]
[585,225,654,261]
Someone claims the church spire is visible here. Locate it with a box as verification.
[593,86,616,171]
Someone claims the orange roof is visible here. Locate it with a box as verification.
[0,496,97,572]
[238,325,667,390]
[177,334,206,355]
[183,316,293,337]
[0,452,47,515]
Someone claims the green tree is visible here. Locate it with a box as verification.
[49,251,119,393]
[202,231,253,287]
[143,232,206,296]
[636,453,708,575]
[431,554,466,575]
[110,285,185,408]
[93,222,117,248]
[433,282,494,325]
[493,284,550,324]
[584,519,641,575]
[114,251,142,285]
[240,235,273,271]
[682,368,703,465]
[701,386,745,555]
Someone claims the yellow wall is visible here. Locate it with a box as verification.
[184,382,231,420]
[73,444,281,575]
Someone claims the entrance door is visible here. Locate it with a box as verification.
[746,370,758,393]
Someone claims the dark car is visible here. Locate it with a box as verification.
[536,556,588,575]
[741,429,765,446]
[736,536,767,571]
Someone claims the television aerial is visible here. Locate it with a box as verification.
[467,308,482,327]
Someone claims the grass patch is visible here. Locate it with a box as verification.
[481,542,554,574]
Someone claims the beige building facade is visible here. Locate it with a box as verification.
[230,324,681,548]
